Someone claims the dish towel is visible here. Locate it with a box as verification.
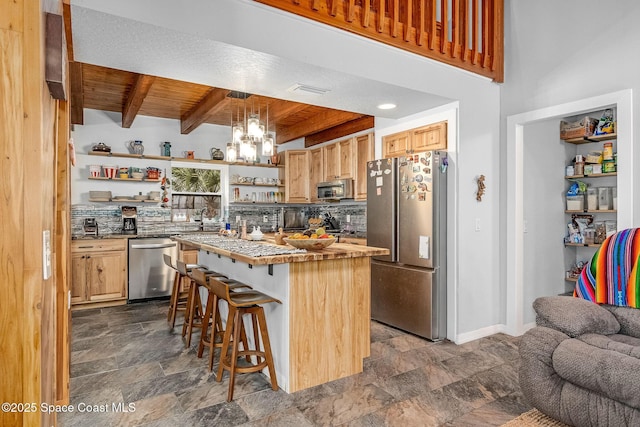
[575,228,640,307]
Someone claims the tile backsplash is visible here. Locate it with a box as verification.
[71,202,367,237]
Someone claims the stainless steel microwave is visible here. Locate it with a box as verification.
[316,179,353,200]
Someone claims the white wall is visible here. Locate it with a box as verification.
[522,120,568,325]
[502,0,639,221]
[502,1,639,330]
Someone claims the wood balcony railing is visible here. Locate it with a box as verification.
[254,0,503,82]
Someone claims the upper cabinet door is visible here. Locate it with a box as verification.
[412,121,447,152]
[309,147,324,202]
[338,138,355,179]
[354,133,374,201]
[323,143,340,180]
[285,150,310,203]
[382,131,410,158]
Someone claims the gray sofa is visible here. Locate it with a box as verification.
[519,296,640,426]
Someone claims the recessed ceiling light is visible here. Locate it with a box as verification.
[377,103,397,110]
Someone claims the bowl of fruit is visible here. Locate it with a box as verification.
[283,227,336,250]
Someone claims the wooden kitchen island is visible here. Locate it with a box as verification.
[172,234,389,393]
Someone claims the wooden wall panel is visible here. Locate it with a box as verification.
[0,0,23,32]
[1,0,65,425]
[289,257,370,391]
[0,27,26,427]
[56,96,71,405]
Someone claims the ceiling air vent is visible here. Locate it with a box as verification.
[287,83,330,95]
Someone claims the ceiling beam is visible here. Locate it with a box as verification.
[69,61,84,125]
[276,110,364,144]
[122,74,155,128]
[304,116,374,147]
[181,88,230,134]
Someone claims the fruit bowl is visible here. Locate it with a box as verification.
[283,237,336,250]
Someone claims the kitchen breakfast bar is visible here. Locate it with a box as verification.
[172,234,389,393]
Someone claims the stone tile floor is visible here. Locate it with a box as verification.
[60,300,531,427]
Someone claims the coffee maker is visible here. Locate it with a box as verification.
[83,218,98,236]
[122,206,137,234]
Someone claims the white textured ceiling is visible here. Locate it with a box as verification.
[70,1,453,119]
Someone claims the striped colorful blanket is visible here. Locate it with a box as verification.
[575,228,640,307]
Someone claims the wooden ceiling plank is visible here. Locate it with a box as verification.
[122,74,155,128]
[69,61,83,125]
[276,110,365,144]
[268,100,312,124]
[304,116,374,147]
[180,88,230,134]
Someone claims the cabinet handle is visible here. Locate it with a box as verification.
[77,245,93,249]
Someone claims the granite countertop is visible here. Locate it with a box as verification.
[172,233,387,265]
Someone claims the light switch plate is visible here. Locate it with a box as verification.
[43,230,51,280]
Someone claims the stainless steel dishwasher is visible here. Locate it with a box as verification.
[128,237,178,301]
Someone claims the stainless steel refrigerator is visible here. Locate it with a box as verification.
[367,152,447,340]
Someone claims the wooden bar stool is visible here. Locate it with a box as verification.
[195,273,252,371]
[209,276,281,402]
[164,254,202,329]
[177,260,220,348]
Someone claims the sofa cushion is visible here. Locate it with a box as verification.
[604,305,640,339]
[578,333,640,358]
[553,337,640,409]
[534,296,620,337]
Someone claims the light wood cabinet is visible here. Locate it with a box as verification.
[309,147,324,202]
[338,138,355,179]
[323,143,340,180]
[71,239,127,306]
[323,138,355,180]
[382,131,410,158]
[284,150,310,203]
[412,122,448,152]
[284,132,373,203]
[383,121,447,158]
[354,133,374,200]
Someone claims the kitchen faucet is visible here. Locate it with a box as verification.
[199,207,208,231]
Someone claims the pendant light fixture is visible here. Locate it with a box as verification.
[226,109,238,162]
[227,92,269,163]
[262,102,274,157]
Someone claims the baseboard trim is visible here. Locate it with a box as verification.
[454,324,507,345]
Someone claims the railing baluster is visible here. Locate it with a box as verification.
[459,0,468,61]
[363,0,371,28]
[377,0,385,32]
[451,0,459,58]
[428,0,436,50]
[404,0,413,41]
[329,0,338,16]
[347,0,355,22]
[491,0,503,79]
[482,0,490,68]
[416,0,425,46]
[440,0,448,54]
[311,0,320,10]
[471,0,478,64]
[391,0,399,38]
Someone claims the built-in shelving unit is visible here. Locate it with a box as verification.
[562,115,617,287]
[88,177,161,183]
[230,182,285,188]
[88,151,282,168]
